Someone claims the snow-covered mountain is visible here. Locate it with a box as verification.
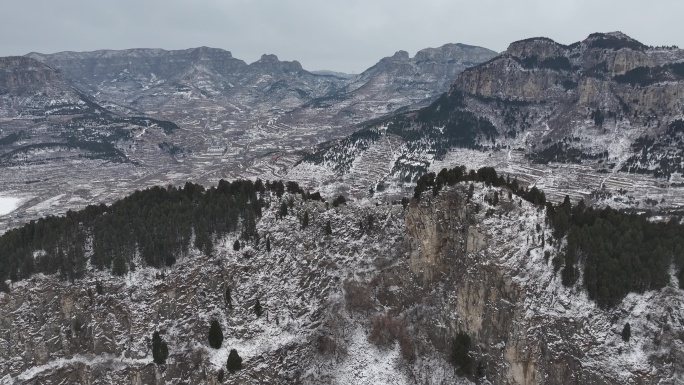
[298,32,684,210]
[285,44,497,127]
[27,44,496,130]
[1,181,682,384]
[0,43,496,231]
[0,56,179,168]
[2,32,684,385]
[27,47,346,118]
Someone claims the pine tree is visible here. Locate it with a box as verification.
[301,211,309,229]
[152,331,169,365]
[233,240,240,251]
[226,349,242,373]
[112,253,127,276]
[622,322,631,342]
[208,320,224,349]
[324,220,332,236]
[279,202,288,217]
[266,237,271,253]
[451,332,473,376]
[225,287,232,309]
[254,299,263,318]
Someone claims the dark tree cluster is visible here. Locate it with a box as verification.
[302,128,381,173]
[412,165,542,206]
[451,332,474,376]
[0,178,312,287]
[531,142,608,165]
[614,62,684,87]
[152,331,169,365]
[622,120,684,178]
[587,33,646,51]
[519,55,572,71]
[386,90,498,158]
[547,196,684,308]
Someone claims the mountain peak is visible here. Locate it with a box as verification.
[507,36,567,60]
[414,43,497,62]
[391,50,410,61]
[251,54,303,71]
[584,32,646,50]
[258,54,280,63]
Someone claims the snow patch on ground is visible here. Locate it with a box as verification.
[0,197,20,216]
[328,327,408,385]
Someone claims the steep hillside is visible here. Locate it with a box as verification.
[297,32,684,210]
[285,44,497,126]
[0,56,93,118]
[1,176,682,384]
[0,56,179,167]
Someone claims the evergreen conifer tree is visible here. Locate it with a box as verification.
[226,349,242,373]
[225,287,232,309]
[152,331,169,365]
[301,211,309,229]
[622,322,631,342]
[208,320,224,349]
[254,299,263,318]
[451,332,473,376]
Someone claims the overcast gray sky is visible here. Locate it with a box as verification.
[2,0,682,73]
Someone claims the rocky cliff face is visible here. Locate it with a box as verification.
[454,32,684,125]
[306,32,684,198]
[1,181,682,384]
[400,186,683,385]
[0,57,63,93]
[0,57,90,118]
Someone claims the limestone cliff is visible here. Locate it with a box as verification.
[399,186,684,384]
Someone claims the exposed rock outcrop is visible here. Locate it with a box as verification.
[400,186,684,384]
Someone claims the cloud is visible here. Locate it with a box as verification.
[2,0,683,73]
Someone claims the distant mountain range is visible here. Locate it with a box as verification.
[303,32,684,207]
[0,44,496,166]
[25,44,497,127]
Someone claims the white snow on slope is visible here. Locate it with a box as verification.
[0,197,20,216]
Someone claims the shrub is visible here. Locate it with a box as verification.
[344,280,374,315]
[622,323,631,342]
[332,195,346,207]
[451,332,473,376]
[254,299,263,318]
[226,349,242,373]
[368,314,415,361]
[152,331,169,365]
[208,320,224,349]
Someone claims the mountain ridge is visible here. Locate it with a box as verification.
[297,31,684,210]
